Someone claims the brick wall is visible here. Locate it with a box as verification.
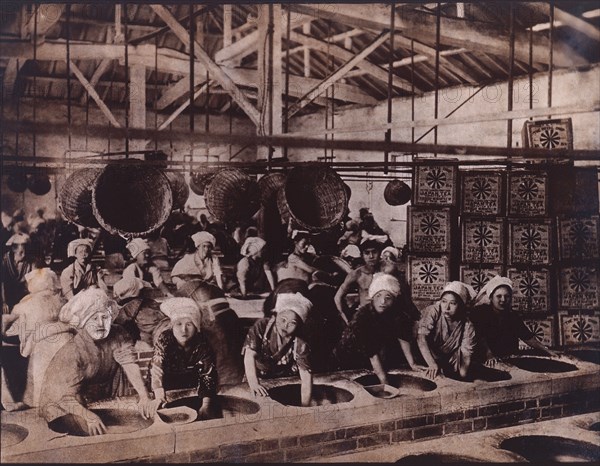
[132,388,599,463]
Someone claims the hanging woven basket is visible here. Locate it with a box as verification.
[204,169,260,223]
[189,168,218,196]
[27,172,52,196]
[278,166,348,232]
[384,179,412,206]
[59,168,103,228]
[164,171,190,210]
[92,160,173,237]
[258,172,286,206]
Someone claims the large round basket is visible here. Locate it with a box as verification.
[59,168,103,228]
[189,168,218,196]
[204,169,260,223]
[164,171,190,210]
[384,179,412,206]
[278,166,348,232]
[92,160,173,237]
[258,172,286,206]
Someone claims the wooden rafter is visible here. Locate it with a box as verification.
[527,3,600,42]
[150,4,261,127]
[288,3,587,67]
[24,4,65,44]
[286,31,389,118]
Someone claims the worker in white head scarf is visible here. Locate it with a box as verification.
[243,292,314,406]
[171,231,223,290]
[123,238,173,298]
[39,288,160,436]
[471,275,557,366]
[235,236,275,297]
[59,238,108,300]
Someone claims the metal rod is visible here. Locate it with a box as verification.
[548,0,554,115]
[123,2,129,157]
[507,1,515,150]
[433,3,441,156]
[385,2,395,174]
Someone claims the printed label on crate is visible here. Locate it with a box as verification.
[507,268,549,313]
[559,313,600,346]
[559,267,600,310]
[414,165,456,205]
[523,118,573,150]
[461,172,502,216]
[462,219,504,263]
[519,317,554,349]
[558,216,600,261]
[409,207,451,253]
[509,221,551,265]
[459,266,503,293]
[409,256,449,301]
[508,172,548,216]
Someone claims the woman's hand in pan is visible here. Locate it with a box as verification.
[249,382,269,397]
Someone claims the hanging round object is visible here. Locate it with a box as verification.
[258,172,286,206]
[277,166,348,232]
[189,168,218,196]
[27,172,52,195]
[92,160,173,237]
[6,169,28,193]
[204,169,260,223]
[343,182,352,201]
[384,179,412,206]
[164,170,190,210]
[144,150,169,169]
[59,168,103,228]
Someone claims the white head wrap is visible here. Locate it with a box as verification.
[67,238,93,258]
[240,236,266,257]
[113,276,146,302]
[59,288,115,328]
[6,233,30,246]
[381,246,399,261]
[25,268,60,294]
[341,244,361,259]
[191,231,216,248]
[160,297,202,331]
[368,273,401,299]
[126,238,150,259]
[474,275,514,306]
[274,292,312,323]
[441,281,476,306]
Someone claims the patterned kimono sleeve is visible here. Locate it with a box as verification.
[149,331,169,391]
[195,334,218,398]
[111,326,137,366]
[241,318,266,355]
[460,321,477,358]
[294,337,312,373]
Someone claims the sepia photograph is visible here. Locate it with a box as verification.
[0,0,599,463]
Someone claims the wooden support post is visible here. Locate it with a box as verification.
[257,4,283,159]
[223,5,232,48]
[130,63,146,150]
[303,22,311,78]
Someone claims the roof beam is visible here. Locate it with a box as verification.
[2,58,25,100]
[150,4,261,127]
[286,31,388,118]
[289,31,420,93]
[288,3,587,67]
[527,3,600,42]
[24,4,65,44]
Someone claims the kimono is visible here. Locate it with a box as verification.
[113,297,171,347]
[59,261,101,300]
[149,330,218,398]
[171,254,222,288]
[242,316,311,379]
[122,262,163,288]
[418,303,476,377]
[6,290,73,406]
[335,301,420,370]
[470,304,535,360]
[1,253,34,309]
[39,325,136,423]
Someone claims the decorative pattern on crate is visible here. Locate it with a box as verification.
[459,265,503,293]
[522,118,573,150]
[460,171,502,216]
[557,216,600,261]
[559,312,600,346]
[508,220,552,265]
[408,256,449,301]
[413,165,457,206]
[461,218,504,263]
[408,207,451,254]
[508,172,548,217]
[518,316,554,349]
[558,266,600,310]
[507,268,550,314]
